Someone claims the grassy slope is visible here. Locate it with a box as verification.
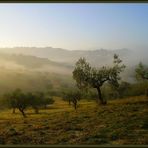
[0,96,148,145]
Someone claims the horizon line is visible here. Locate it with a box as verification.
[0,46,129,51]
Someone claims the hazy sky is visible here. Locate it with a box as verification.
[0,4,148,50]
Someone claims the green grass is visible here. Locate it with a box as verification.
[0,96,147,145]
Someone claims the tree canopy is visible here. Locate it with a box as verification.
[4,89,54,117]
[62,89,81,110]
[135,62,148,80]
[73,54,125,105]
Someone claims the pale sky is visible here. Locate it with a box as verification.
[0,3,148,50]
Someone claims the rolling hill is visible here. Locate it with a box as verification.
[0,47,147,95]
[0,47,147,83]
[0,47,147,67]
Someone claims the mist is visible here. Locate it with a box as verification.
[0,47,147,94]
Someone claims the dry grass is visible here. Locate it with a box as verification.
[0,96,147,145]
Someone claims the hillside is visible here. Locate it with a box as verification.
[0,47,146,96]
[0,47,146,95]
[0,47,133,66]
[0,68,74,96]
[0,96,147,145]
[0,52,73,71]
[0,47,147,83]
[0,47,147,67]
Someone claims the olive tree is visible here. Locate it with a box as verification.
[73,54,125,105]
[27,92,54,114]
[110,81,131,98]
[4,89,28,117]
[135,62,148,96]
[28,92,44,114]
[4,93,17,114]
[63,90,81,110]
[62,91,72,105]
[42,96,54,109]
[135,62,148,80]
[4,90,54,116]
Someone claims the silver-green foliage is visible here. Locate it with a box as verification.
[135,62,148,80]
[63,90,81,110]
[73,54,125,104]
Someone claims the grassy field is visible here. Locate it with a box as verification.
[0,96,148,145]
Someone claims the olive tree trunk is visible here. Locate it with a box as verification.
[96,87,107,105]
[12,108,16,114]
[72,99,77,110]
[19,108,26,118]
[68,99,71,105]
[34,107,39,114]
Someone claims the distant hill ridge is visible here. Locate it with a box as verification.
[0,47,132,65]
[0,47,147,83]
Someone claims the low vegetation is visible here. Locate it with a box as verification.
[0,96,147,144]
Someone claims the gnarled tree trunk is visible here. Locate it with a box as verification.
[72,99,77,110]
[12,108,16,114]
[34,107,39,114]
[96,87,107,105]
[145,87,148,96]
[19,108,26,118]
[68,99,71,105]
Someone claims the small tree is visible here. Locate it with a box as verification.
[135,62,148,96]
[73,54,125,105]
[62,91,72,105]
[26,92,54,113]
[72,90,81,110]
[111,81,131,98]
[4,90,54,116]
[42,96,54,109]
[32,92,43,114]
[4,93,17,114]
[4,89,28,117]
[63,90,81,110]
[135,62,148,80]
[26,92,39,114]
